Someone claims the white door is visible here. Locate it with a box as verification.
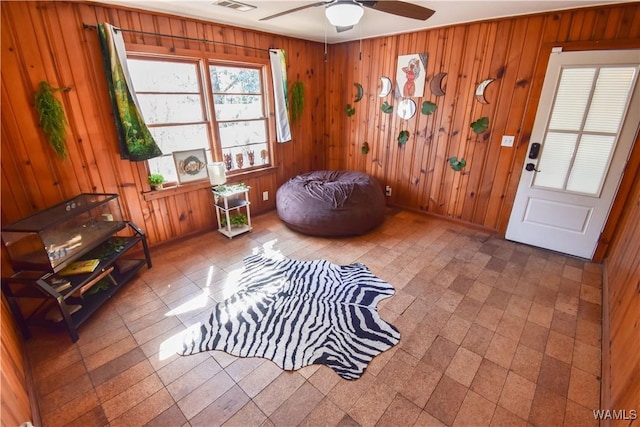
[506,49,640,259]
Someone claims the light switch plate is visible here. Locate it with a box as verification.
[501,135,515,147]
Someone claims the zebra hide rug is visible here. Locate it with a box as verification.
[177,253,400,380]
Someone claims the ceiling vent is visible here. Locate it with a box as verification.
[214,0,256,12]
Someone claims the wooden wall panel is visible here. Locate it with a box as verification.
[1,0,327,246]
[603,139,640,423]
[325,3,640,234]
[1,296,35,427]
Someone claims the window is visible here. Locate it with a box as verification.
[127,55,271,184]
[211,65,270,170]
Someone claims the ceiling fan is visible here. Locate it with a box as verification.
[259,0,435,33]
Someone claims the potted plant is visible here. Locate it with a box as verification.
[148,173,165,190]
[230,213,248,228]
[221,213,248,228]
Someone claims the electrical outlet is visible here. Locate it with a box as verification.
[501,135,515,147]
[385,186,392,196]
[262,191,269,201]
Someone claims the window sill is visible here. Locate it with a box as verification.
[142,180,212,202]
[141,166,277,202]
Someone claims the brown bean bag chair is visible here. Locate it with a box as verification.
[276,170,386,236]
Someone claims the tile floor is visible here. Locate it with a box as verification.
[25,209,603,426]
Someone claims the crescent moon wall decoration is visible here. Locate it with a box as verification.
[378,77,392,97]
[430,72,447,97]
[354,83,364,103]
[475,78,495,104]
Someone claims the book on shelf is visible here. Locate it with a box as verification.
[46,276,72,293]
[59,259,100,276]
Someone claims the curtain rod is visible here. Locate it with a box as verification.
[82,24,271,53]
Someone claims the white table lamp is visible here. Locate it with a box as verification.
[207,162,227,187]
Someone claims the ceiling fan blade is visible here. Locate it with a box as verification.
[336,25,353,33]
[259,1,329,21]
[360,1,435,20]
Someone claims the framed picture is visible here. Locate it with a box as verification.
[396,53,428,98]
[173,149,209,184]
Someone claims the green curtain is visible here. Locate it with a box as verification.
[97,23,162,161]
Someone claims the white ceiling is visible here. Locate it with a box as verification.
[93,0,622,44]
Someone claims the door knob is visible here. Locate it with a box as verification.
[525,163,540,172]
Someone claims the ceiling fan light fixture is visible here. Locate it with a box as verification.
[325,1,364,27]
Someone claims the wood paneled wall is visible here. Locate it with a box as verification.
[1,296,34,427]
[1,0,327,246]
[325,3,640,234]
[604,161,640,422]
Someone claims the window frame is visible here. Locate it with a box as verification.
[125,44,276,188]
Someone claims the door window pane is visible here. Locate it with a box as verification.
[534,132,577,189]
[566,135,616,194]
[548,68,595,131]
[584,67,637,133]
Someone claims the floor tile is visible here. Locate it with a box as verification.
[537,355,571,397]
[347,378,397,426]
[299,398,345,427]
[376,394,422,427]
[497,371,536,419]
[519,321,550,353]
[485,333,518,369]
[490,406,528,427]
[422,335,459,372]
[453,390,496,427]
[567,367,600,409]
[528,386,566,427]
[425,375,468,426]
[445,347,482,387]
[269,382,324,426]
[461,323,494,356]
[440,314,473,345]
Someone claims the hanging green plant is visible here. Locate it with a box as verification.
[448,156,467,171]
[346,104,356,117]
[361,141,370,154]
[398,130,410,147]
[471,116,489,134]
[421,101,437,115]
[290,81,304,124]
[34,81,71,158]
[381,101,393,114]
